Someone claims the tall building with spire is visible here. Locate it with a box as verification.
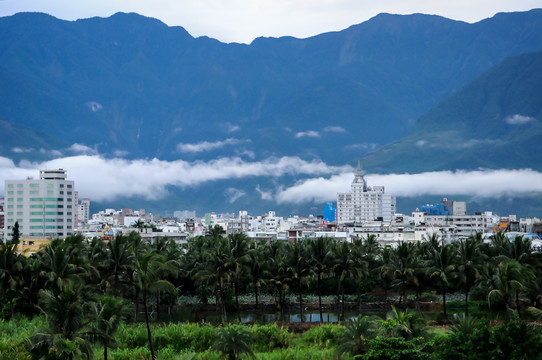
[337,163,396,224]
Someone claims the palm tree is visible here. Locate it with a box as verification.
[88,296,132,360]
[384,306,428,340]
[428,244,458,319]
[31,281,93,360]
[336,315,378,357]
[194,236,231,323]
[457,234,484,315]
[330,240,357,320]
[379,246,394,302]
[226,233,252,322]
[184,235,214,305]
[287,240,310,321]
[0,231,25,317]
[391,242,417,308]
[351,237,370,311]
[104,233,135,296]
[248,241,266,310]
[266,241,290,322]
[307,236,332,322]
[37,238,89,292]
[490,232,510,257]
[208,224,226,240]
[487,260,525,319]
[213,324,254,360]
[448,314,480,336]
[132,251,177,359]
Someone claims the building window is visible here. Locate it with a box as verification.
[17,198,23,201]
[7,184,14,188]
[67,185,72,188]
[7,190,13,195]
[17,191,23,195]
[60,184,64,188]
[30,212,43,215]
[47,184,54,188]
[67,191,72,195]
[7,205,13,209]
[17,184,23,188]
[59,191,64,194]
[30,198,43,201]
[30,183,39,188]
[47,191,54,195]
[30,219,43,222]
[30,190,39,194]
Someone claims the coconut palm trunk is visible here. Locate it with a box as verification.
[143,291,156,360]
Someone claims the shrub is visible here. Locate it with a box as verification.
[213,324,253,360]
[184,323,217,352]
[251,323,290,352]
[109,346,151,360]
[434,320,542,360]
[304,323,345,348]
[361,336,432,360]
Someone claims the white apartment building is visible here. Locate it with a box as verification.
[337,163,396,224]
[4,169,75,240]
[411,210,496,240]
[77,198,91,227]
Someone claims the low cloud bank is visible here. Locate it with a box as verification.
[1,155,540,205]
[0,155,346,201]
[276,169,542,204]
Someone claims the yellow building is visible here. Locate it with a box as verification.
[18,238,51,256]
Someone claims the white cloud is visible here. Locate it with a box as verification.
[275,169,542,204]
[0,155,346,201]
[324,126,346,133]
[39,148,63,157]
[12,147,33,153]
[113,150,130,157]
[68,143,98,155]
[224,187,246,203]
[505,114,535,125]
[225,123,241,133]
[344,143,378,151]
[176,138,249,153]
[255,185,274,201]
[295,130,320,139]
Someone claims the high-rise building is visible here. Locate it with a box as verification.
[3,169,75,240]
[0,198,4,240]
[337,163,396,224]
[77,198,91,226]
[324,202,337,222]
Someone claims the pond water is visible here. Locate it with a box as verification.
[159,305,468,324]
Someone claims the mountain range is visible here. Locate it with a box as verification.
[1,10,541,216]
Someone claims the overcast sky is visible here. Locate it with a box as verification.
[1,0,541,43]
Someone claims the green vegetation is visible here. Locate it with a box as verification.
[2,226,542,358]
